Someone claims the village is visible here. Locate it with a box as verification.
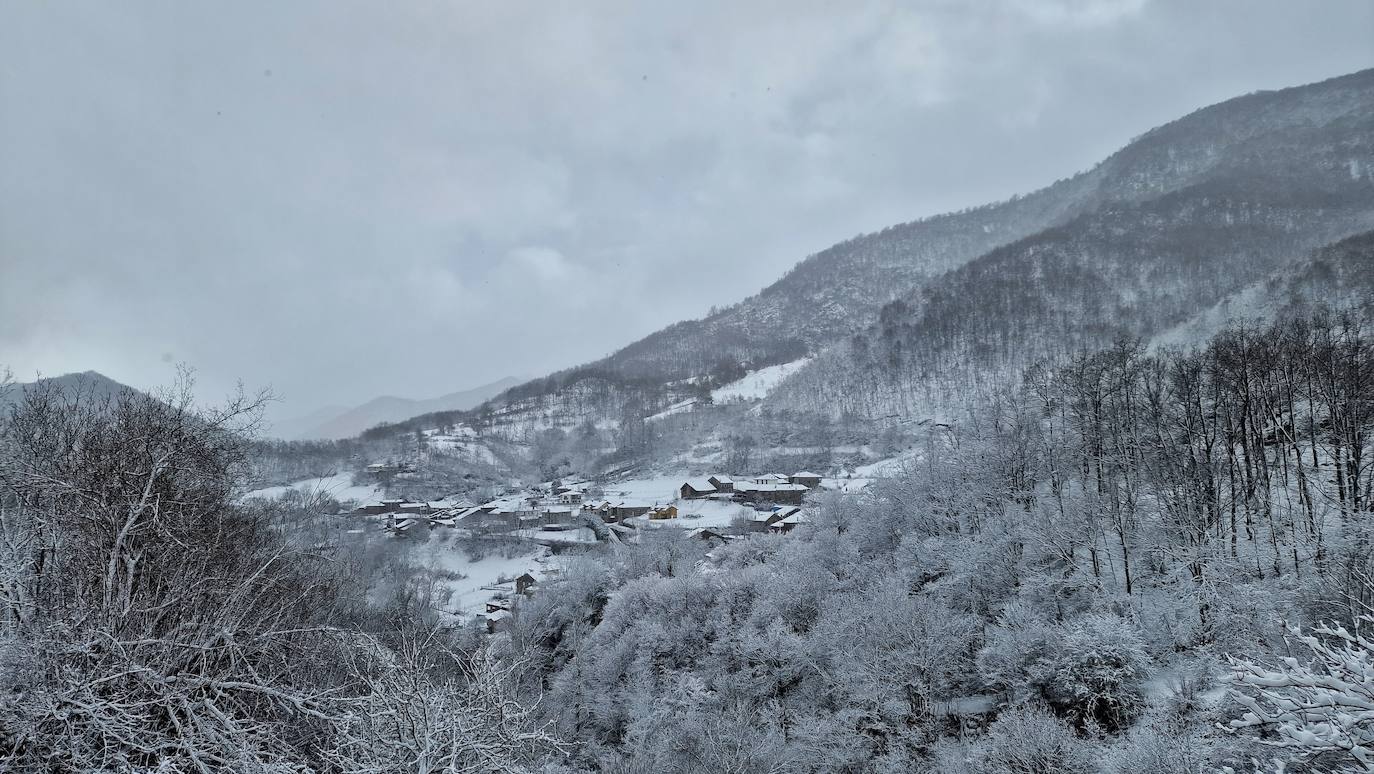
[346,469,843,630]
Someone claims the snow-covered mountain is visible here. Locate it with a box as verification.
[772,69,1374,419]
[370,68,1374,456]
[1150,230,1374,350]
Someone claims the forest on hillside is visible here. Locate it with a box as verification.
[2,312,1372,772]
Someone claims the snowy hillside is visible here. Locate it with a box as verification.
[711,358,811,403]
[241,471,383,506]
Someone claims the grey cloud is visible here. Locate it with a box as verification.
[2,0,1371,418]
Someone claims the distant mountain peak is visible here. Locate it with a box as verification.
[268,375,524,440]
[2,370,142,409]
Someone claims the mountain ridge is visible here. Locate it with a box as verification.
[368,67,1374,448]
[269,375,524,440]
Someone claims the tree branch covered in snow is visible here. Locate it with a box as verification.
[1226,620,1374,771]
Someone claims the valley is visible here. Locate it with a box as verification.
[5,31,1374,772]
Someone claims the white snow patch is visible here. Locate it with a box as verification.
[417,534,552,614]
[601,475,688,505]
[242,472,382,506]
[646,398,698,422]
[1150,283,1271,352]
[649,498,753,529]
[711,358,812,403]
[853,448,924,478]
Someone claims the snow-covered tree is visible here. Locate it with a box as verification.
[1226,620,1374,771]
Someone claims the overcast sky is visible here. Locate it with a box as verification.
[3,0,1371,419]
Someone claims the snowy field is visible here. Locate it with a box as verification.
[600,474,685,504]
[640,498,753,529]
[415,532,554,615]
[241,472,382,506]
[711,357,811,403]
[604,474,760,529]
[515,527,602,545]
[646,398,698,422]
[851,447,923,477]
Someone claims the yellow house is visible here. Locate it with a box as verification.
[648,505,679,520]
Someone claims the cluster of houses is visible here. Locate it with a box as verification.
[362,461,416,479]
[344,470,834,633]
[354,496,477,534]
[678,472,822,506]
[477,570,540,633]
[353,470,827,539]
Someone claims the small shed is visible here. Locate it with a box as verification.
[484,609,511,634]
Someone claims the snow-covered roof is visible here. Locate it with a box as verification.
[681,478,716,493]
[736,482,808,492]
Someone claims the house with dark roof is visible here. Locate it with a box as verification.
[679,479,717,499]
[707,475,735,493]
[734,481,808,505]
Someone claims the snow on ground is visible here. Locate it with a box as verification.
[424,425,476,439]
[821,477,872,493]
[646,398,698,422]
[427,435,500,465]
[417,532,553,615]
[242,472,382,506]
[601,474,686,505]
[648,498,753,529]
[600,475,751,529]
[1150,282,1270,352]
[763,444,869,455]
[711,358,812,403]
[853,448,923,478]
[515,527,602,545]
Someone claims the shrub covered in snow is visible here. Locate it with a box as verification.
[965,705,1096,774]
[1029,613,1153,730]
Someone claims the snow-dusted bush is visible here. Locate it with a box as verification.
[965,704,1096,774]
[1100,721,1212,774]
[1029,613,1152,730]
[978,602,1061,697]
